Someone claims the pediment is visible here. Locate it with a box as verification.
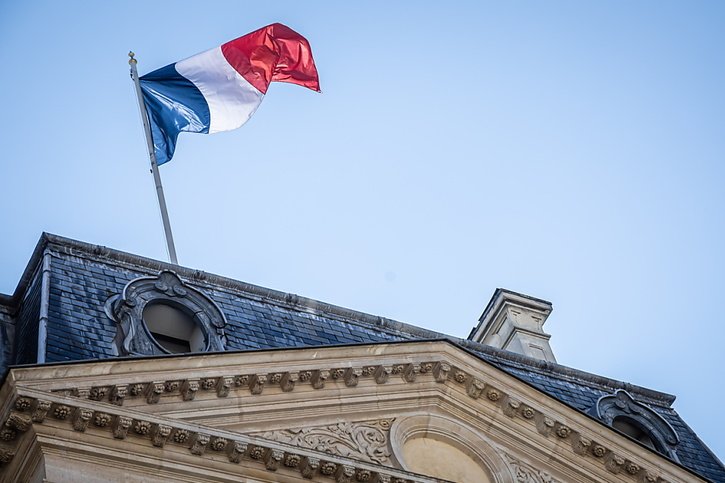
[0,341,704,482]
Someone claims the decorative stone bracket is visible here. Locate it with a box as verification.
[13,359,678,483]
[2,388,438,483]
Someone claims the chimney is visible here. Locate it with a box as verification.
[468,289,556,362]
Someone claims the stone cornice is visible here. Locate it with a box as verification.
[0,343,703,482]
[5,386,439,483]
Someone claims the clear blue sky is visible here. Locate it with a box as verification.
[2,1,724,460]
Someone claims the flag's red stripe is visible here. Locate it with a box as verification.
[221,23,320,95]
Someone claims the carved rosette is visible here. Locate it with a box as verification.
[253,419,394,466]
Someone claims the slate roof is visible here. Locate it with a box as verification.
[1,233,724,482]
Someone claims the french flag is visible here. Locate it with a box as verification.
[139,23,320,165]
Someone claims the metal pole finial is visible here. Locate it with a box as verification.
[128,51,137,65]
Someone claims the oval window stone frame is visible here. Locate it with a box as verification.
[106,270,227,356]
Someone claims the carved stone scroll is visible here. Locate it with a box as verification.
[254,419,393,465]
[504,454,560,483]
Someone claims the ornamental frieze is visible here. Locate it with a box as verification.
[253,419,394,466]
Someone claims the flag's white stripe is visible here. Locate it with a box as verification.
[176,47,264,134]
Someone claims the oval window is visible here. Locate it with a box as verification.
[142,301,206,353]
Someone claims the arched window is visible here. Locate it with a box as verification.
[612,416,657,450]
[591,390,679,461]
[106,271,227,356]
[143,301,205,353]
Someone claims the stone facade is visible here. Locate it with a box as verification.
[0,234,721,482]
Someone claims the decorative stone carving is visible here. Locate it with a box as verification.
[554,424,571,439]
[503,397,521,417]
[298,371,312,383]
[0,448,15,464]
[31,400,51,423]
[164,381,180,393]
[172,428,189,444]
[217,377,233,397]
[432,361,450,383]
[535,415,555,437]
[250,374,266,395]
[88,386,108,401]
[254,420,393,465]
[343,368,362,387]
[521,406,536,419]
[356,469,372,481]
[53,405,71,420]
[453,370,467,384]
[280,372,298,392]
[311,370,329,389]
[605,453,625,474]
[93,412,112,427]
[151,424,171,447]
[109,385,127,405]
[106,270,227,356]
[504,454,559,483]
[374,366,389,384]
[592,444,607,458]
[336,464,356,483]
[265,449,284,470]
[190,433,210,455]
[146,382,164,404]
[284,453,302,468]
[571,435,591,456]
[6,394,442,483]
[320,461,337,476]
[181,379,199,401]
[396,364,418,383]
[72,408,93,432]
[14,398,32,411]
[210,436,227,451]
[5,412,31,432]
[465,378,484,399]
[227,441,248,463]
[590,389,679,461]
[487,388,501,402]
[249,445,265,460]
[134,420,151,435]
[625,461,640,475]
[113,416,132,439]
[301,456,320,479]
[129,383,145,396]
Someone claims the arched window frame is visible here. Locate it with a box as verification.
[106,270,227,356]
[591,389,679,461]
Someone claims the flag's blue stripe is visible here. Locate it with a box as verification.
[140,64,211,165]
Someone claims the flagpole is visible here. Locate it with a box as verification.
[128,51,179,265]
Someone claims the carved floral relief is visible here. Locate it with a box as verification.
[253,419,394,465]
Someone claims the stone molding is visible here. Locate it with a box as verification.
[253,419,393,466]
[6,358,687,482]
[4,387,439,483]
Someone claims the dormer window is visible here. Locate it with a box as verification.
[143,301,205,353]
[612,416,657,451]
[590,390,680,461]
[106,271,227,356]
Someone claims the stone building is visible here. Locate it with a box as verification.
[0,233,722,482]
